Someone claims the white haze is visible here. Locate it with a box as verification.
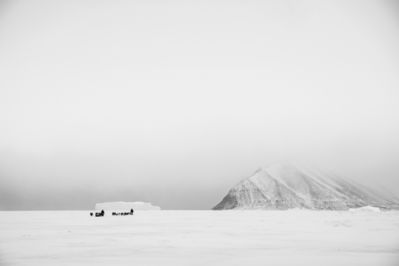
[0,0,399,209]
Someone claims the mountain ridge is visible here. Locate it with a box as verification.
[213,164,399,210]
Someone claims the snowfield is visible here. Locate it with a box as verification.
[0,210,398,266]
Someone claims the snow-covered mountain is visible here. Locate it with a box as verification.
[213,164,399,210]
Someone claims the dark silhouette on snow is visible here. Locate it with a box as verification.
[94,210,105,217]
[111,209,134,216]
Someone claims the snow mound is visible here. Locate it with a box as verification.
[349,206,381,212]
[95,201,161,211]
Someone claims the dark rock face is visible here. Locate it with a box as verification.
[213,164,399,210]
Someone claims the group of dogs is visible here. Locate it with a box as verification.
[112,209,134,216]
[90,209,134,217]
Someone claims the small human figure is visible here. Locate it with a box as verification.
[130,208,134,215]
[90,212,93,216]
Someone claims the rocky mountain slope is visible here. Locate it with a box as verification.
[213,164,399,210]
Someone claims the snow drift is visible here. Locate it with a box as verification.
[213,164,399,210]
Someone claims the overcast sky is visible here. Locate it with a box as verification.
[1,0,398,210]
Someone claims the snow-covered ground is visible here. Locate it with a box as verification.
[0,210,398,266]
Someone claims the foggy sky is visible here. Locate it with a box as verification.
[1,0,399,210]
